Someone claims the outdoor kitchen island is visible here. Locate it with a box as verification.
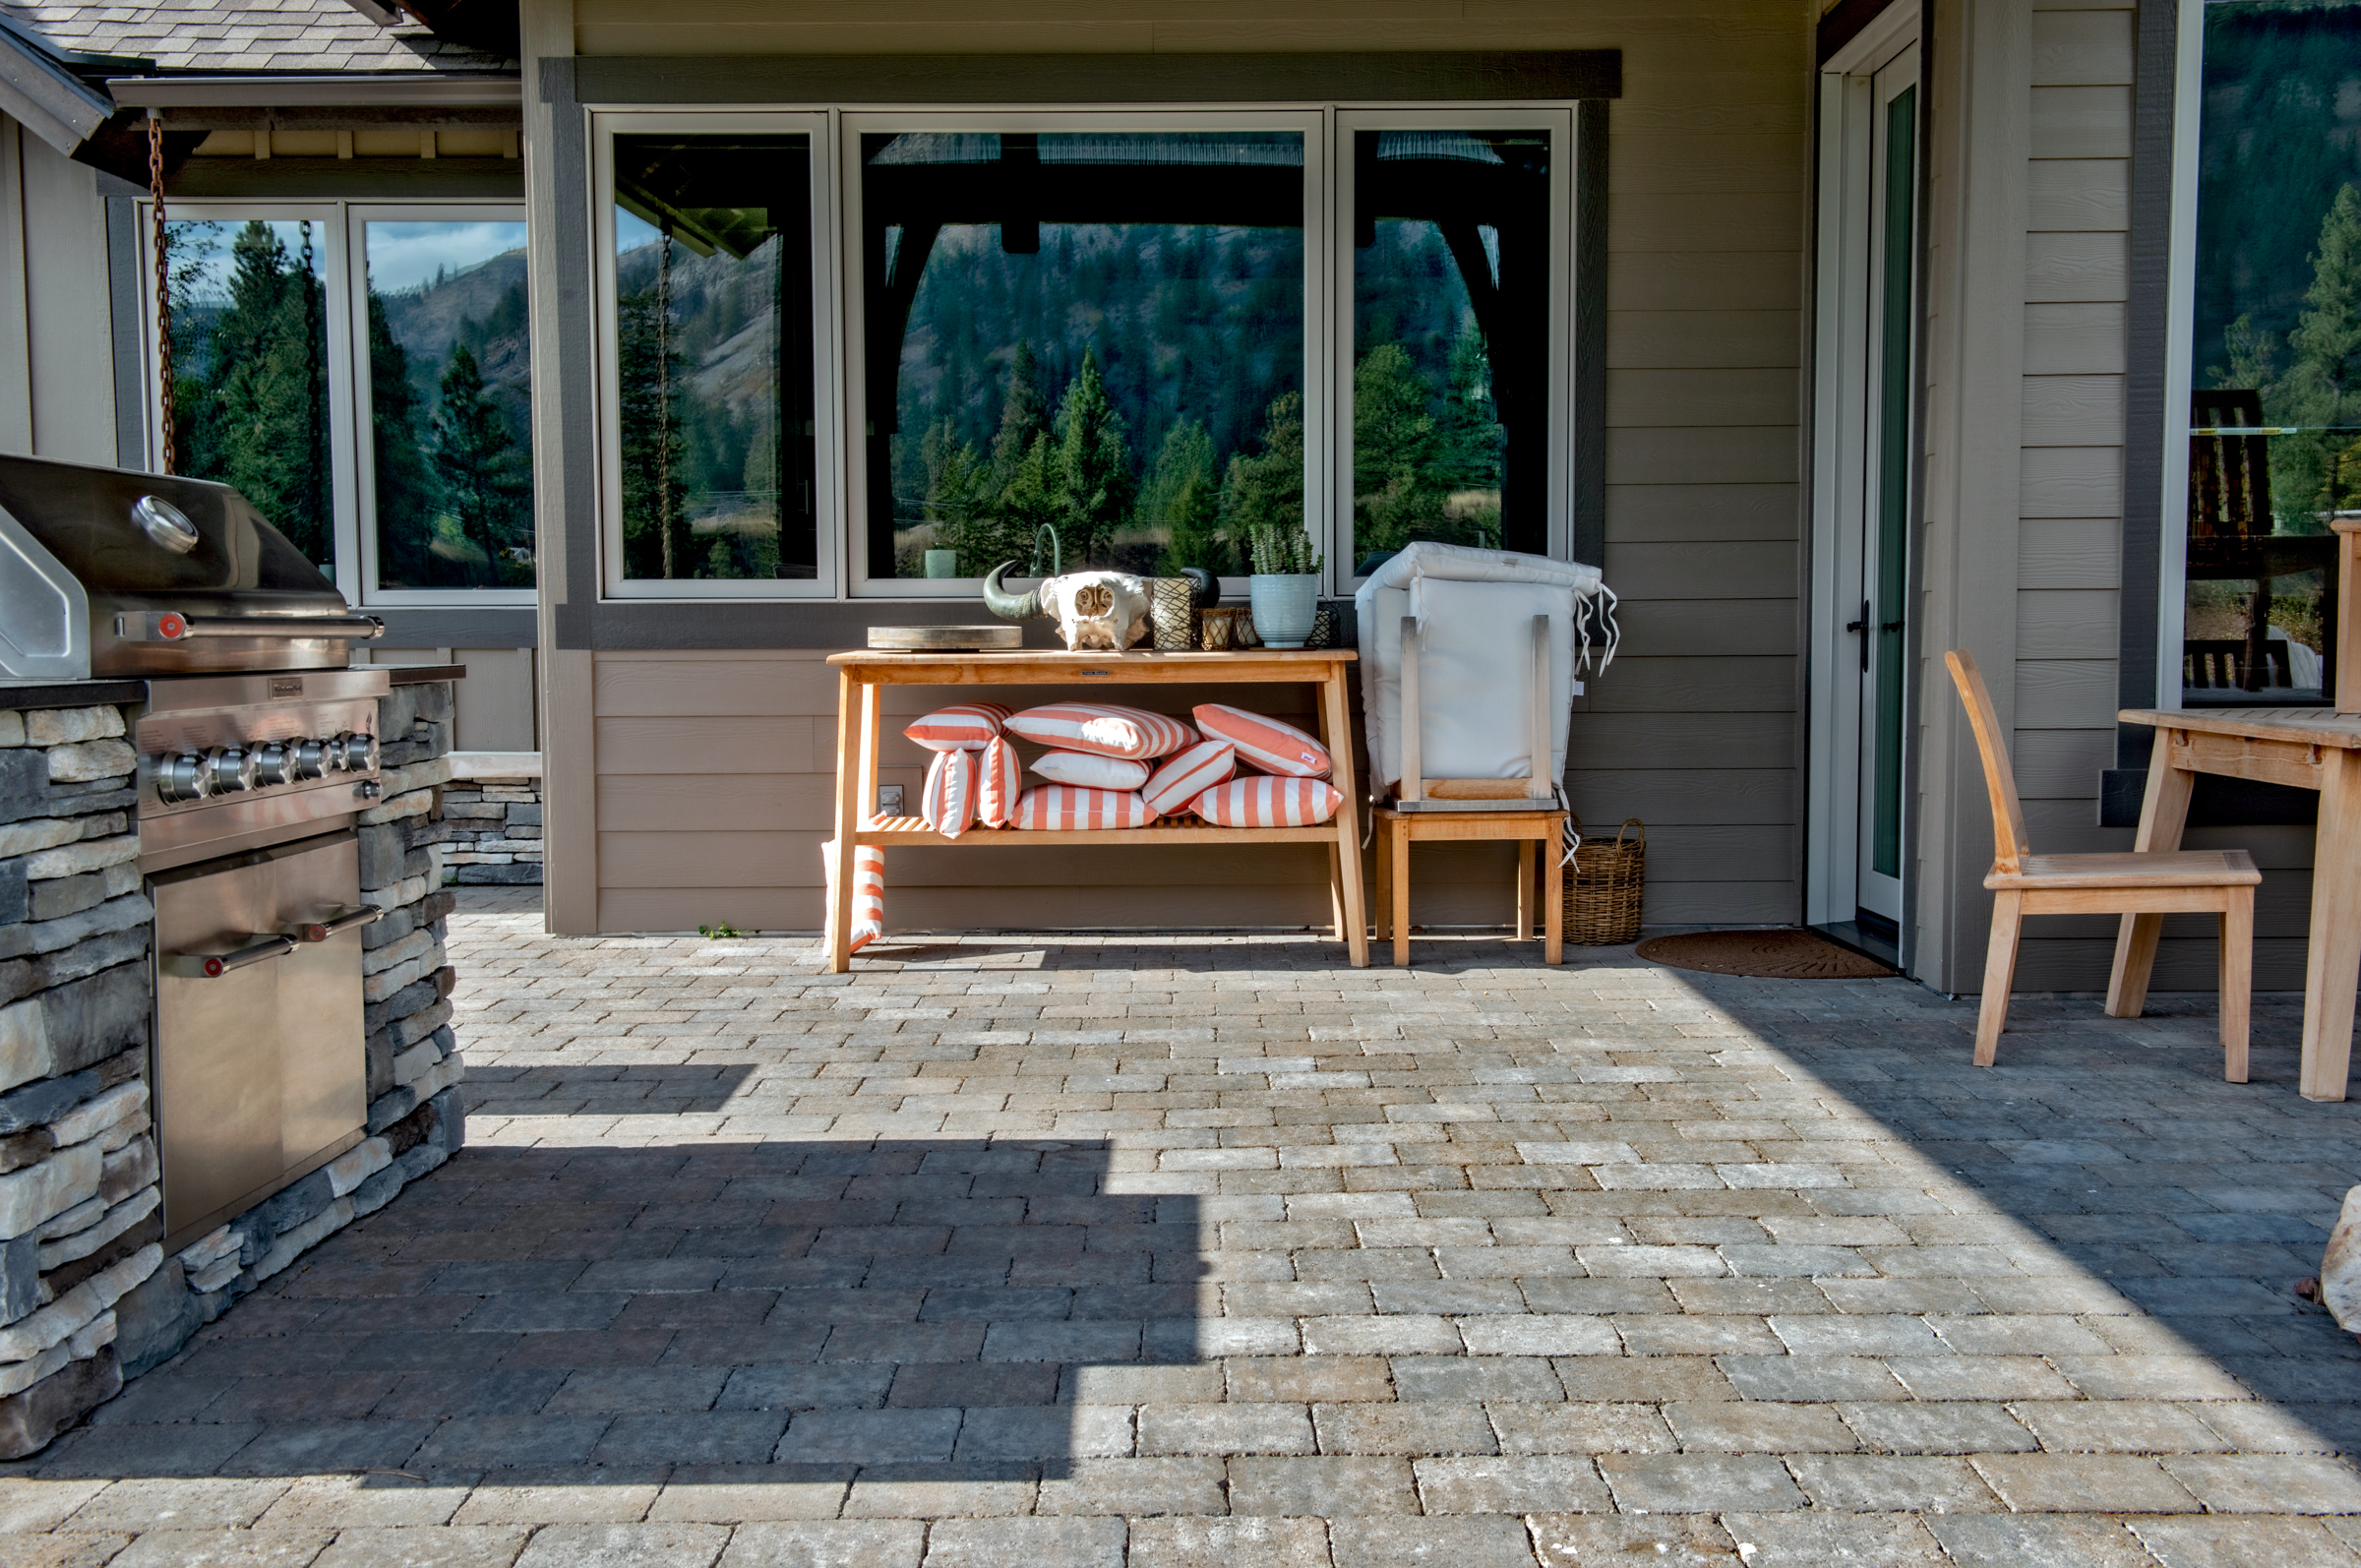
[0,667,469,1457]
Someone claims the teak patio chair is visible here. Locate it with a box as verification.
[1946,649,2259,1076]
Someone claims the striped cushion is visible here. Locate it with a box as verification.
[1032,750,1151,790]
[1192,702,1332,778]
[977,736,1022,827]
[1189,775,1344,827]
[1011,785,1154,830]
[903,703,1012,752]
[922,749,976,838]
[1141,739,1238,817]
[821,840,885,952]
[1004,702,1195,760]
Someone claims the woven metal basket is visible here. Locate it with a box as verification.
[1563,815,1646,944]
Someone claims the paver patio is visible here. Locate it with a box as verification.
[7,888,2361,1565]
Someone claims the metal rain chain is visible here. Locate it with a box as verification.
[147,110,175,474]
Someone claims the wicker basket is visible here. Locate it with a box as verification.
[1563,816,1645,944]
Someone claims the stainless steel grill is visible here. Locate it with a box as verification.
[0,452,384,681]
[0,453,397,1250]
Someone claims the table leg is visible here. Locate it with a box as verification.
[1544,828,1564,965]
[827,670,863,973]
[1391,815,1412,968]
[1373,826,1393,946]
[2107,728,2196,1017]
[2300,752,2361,1101]
[1319,667,1369,967]
[1516,839,1535,940]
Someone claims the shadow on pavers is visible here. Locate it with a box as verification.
[20,1139,1196,1486]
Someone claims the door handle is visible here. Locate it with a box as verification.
[292,905,383,943]
[1845,599,1870,672]
[169,934,297,979]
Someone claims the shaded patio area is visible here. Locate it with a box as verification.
[8,890,2361,1566]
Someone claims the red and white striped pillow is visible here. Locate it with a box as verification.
[922,749,976,838]
[1141,739,1238,817]
[1011,785,1154,830]
[1189,776,1343,827]
[977,736,1021,827]
[1005,702,1195,760]
[821,840,885,952]
[1192,703,1331,778]
[904,703,1013,752]
[1032,750,1151,790]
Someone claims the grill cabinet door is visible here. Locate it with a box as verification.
[151,831,367,1244]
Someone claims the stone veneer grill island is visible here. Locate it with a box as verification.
[0,677,468,1456]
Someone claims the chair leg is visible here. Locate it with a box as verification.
[1373,829,1393,945]
[2220,890,2253,1083]
[1544,834,1564,966]
[1973,891,2024,1067]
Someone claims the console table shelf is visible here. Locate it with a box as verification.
[824,647,1367,971]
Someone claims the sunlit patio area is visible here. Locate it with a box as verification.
[0,889,2353,1566]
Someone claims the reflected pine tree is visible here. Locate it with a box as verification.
[169,220,333,570]
[431,344,531,586]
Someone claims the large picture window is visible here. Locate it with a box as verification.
[358,213,533,594]
[852,125,1309,584]
[588,106,1581,601]
[160,214,341,575]
[151,201,531,606]
[593,118,827,598]
[2175,1,2361,703]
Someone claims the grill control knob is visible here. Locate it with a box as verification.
[153,752,212,804]
[330,733,379,773]
[252,742,298,788]
[203,746,256,794]
[287,738,329,781]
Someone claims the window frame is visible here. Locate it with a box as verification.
[346,202,536,608]
[838,108,1331,599]
[138,200,362,605]
[589,109,841,601]
[1333,107,1577,585]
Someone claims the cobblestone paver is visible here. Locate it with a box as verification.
[9,892,2361,1565]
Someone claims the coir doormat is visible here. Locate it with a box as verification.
[1633,929,1896,980]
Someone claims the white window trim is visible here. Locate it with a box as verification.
[2157,0,2206,709]
[1333,107,1575,590]
[346,202,535,608]
[834,108,1329,599]
[589,109,841,600]
[137,200,362,607]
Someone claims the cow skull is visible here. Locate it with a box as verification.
[982,562,1152,651]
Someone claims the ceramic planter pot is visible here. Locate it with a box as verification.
[1249,573,1319,648]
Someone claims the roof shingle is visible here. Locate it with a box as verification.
[0,0,513,75]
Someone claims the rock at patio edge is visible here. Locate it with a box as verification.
[2320,1185,2361,1332]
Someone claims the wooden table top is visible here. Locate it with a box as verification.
[830,647,1356,685]
[2121,707,2361,749]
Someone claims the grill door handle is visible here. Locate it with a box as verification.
[169,934,298,979]
[293,905,383,942]
[116,612,386,642]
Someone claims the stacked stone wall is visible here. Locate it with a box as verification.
[432,775,542,885]
[0,680,467,1456]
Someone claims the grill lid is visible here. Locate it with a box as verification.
[0,453,382,679]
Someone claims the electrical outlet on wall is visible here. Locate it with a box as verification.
[878,784,906,816]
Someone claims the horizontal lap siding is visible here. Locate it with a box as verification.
[573,0,1812,936]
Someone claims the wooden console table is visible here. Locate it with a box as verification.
[824,647,1367,973]
[2108,706,2361,1100]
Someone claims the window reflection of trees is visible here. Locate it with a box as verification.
[165,220,335,572]
[866,132,1308,580]
[366,224,533,591]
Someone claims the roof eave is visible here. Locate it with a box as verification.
[105,73,520,110]
[0,31,116,153]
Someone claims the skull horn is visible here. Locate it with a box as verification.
[1179,567,1217,610]
[981,561,1045,621]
